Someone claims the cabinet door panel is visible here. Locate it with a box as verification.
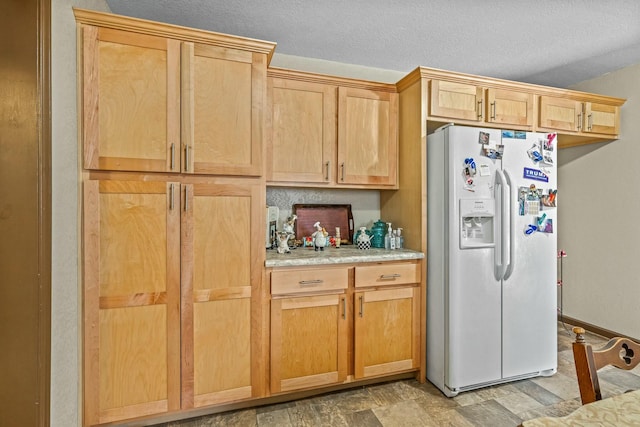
[181,181,262,408]
[487,88,533,127]
[268,78,336,183]
[271,294,348,393]
[430,80,483,121]
[83,180,181,425]
[83,27,180,172]
[585,102,619,135]
[539,96,581,132]
[192,298,252,406]
[338,87,398,186]
[182,43,264,176]
[354,287,420,379]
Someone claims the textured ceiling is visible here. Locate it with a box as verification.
[105,0,640,88]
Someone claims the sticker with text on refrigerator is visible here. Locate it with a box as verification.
[523,167,549,182]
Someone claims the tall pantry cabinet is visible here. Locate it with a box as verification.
[75,9,275,425]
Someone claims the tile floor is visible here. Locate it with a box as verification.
[160,323,640,426]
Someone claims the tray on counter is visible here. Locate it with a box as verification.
[293,204,354,244]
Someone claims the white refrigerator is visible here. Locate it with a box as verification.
[427,125,558,397]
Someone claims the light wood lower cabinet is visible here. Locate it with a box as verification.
[83,180,181,425]
[180,182,262,408]
[269,261,422,394]
[354,287,421,379]
[270,293,348,393]
[83,178,263,424]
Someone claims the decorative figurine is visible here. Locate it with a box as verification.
[311,221,328,251]
[283,214,297,248]
[283,214,297,235]
[356,226,372,250]
[275,231,291,254]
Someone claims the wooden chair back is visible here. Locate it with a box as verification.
[572,326,640,404]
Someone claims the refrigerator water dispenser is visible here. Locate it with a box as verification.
[460,199,494,248]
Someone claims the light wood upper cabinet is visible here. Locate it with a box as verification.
[267,78,336,184]
[180,181,263,408]
[430,80,484,122]
[337,87,398,186]
[539,96,582,132]
[584,102,619,135]
[80,15,273,176]
[429,79,534,128]
[182,43,265,176]
[267,71,398,188]
[82,26,181,173]
[487,88,534,127]
[539,96,620,136]
[83,180,181,425]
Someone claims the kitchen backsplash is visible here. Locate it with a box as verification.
[266,187,381,231]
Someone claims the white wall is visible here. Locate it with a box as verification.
[51,1,110,426]
[559,64,640,339]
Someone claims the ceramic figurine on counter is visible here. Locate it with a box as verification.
[275,231,292,254]
[356,226,372,250]
[283,214,297,235]
[311,221,328,251]
[283,214,297,248]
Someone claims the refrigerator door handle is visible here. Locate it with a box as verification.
[494,170,506,280]
[502,170,513,280]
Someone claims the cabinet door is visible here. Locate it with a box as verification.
[83,180,181,425]
[539,96,582,132]
[584,102,619,135]
[180,181,262,408]
[182,42,265,176]
[430,80,484,121]
[271,294,348,393]
[267,78,336,184]
[337,87,398,186]
[354,287,420,379]
[82,26,180,172]
[487,88,534,128]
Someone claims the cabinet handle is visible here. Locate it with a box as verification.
[380,273,401,280]
[340,163,345,182]
[477,99,483,120]
[588,114,593,131]
[325,161,330,181]
[577,112,583,131]
[184,145,190,172]
[358,295,364,317]
[298,279,323,286]
[169,184,175,211]
[490,102,496,120]
[341,297,346,319]
[184,186,188,211]
[170,143,176,170]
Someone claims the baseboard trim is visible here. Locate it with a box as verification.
[559,315,640,342]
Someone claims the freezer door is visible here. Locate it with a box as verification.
[500,131,557,378]
[445,126,503,389]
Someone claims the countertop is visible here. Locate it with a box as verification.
[265,246,424,268]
